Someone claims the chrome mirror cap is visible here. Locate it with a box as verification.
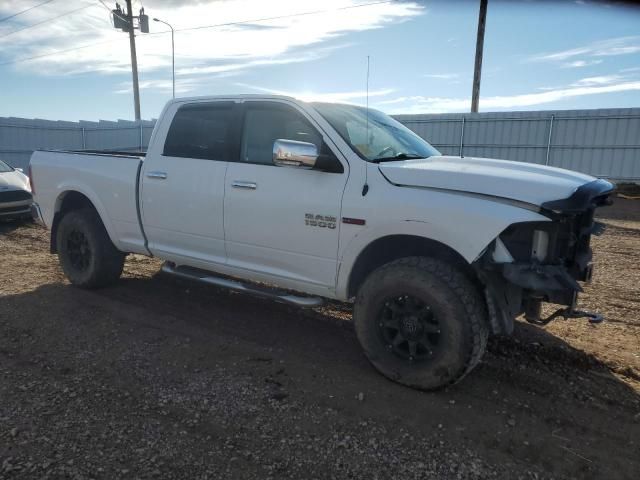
[273,139,318,169]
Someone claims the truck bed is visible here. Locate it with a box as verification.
[30,149,148,255]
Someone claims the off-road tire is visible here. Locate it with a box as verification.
[56,208,125,289]
[353,256,489,390]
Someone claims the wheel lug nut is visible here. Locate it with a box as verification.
[387,345,392,350]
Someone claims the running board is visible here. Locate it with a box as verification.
[161,262,324,308]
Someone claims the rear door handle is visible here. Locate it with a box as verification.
[231,180,257,190]
[147,171,167,180]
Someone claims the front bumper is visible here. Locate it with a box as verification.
[31,202,45,226]
[0,188,33,219]
[0,201,32,218]
[476,178,614,334]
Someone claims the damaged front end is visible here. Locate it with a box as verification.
[474,179,614,335]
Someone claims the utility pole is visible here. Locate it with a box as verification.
[471,0,488,113]
[125,0,141,120]
[111,2,149,120]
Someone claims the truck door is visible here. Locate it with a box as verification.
[140,101,233,267]
[223,100,348,293]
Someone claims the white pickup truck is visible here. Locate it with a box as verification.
[30,95,614,390]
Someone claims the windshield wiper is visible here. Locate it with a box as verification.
[371,153,426,163]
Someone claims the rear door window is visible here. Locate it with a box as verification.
[163,102,233,160]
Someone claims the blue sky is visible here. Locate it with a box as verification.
[1,0,639,121]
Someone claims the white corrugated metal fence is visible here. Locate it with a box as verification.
[0,117,155,171]
[1,107,639,180]
[395,108,640,181]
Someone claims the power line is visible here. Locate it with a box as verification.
[0,38,121,66]
[0,3,97,39]
[146,0,398,35]
[96,0,114,13]
[0,0,56,24]
[96,0,129,25]
[0,0,399,66]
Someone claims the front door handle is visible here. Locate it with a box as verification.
[231,180,257,190]
[147,171,168,180]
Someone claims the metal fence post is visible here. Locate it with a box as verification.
[545,114,554,166]
[81,127,86,149]
[459,117,465,157]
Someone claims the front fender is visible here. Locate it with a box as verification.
[335,201,549,300]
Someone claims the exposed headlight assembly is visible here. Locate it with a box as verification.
[531,229,549,262]
[497,221,558,264]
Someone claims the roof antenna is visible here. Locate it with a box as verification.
[362,55,370,197]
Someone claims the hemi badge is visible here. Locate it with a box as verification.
[342,217,366,226]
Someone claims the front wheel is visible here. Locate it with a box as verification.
[56,208,125,289]
[353,257,488,390]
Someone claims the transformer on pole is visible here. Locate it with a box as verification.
[111,2,150,120]
[112,3,149,32]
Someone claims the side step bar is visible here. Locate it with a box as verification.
[161,262,324,308]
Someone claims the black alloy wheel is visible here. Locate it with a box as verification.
[56,208,125,288]
[378,294,443,362]
[353,256,489,390]
[66,229,92,272]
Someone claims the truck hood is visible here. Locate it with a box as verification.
[378,155,596,207]
[0,170,30,192]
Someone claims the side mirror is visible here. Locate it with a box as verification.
[15,168,24,173]
[273,139,318,169]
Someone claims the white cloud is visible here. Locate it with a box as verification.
[422,73,459,80]
[377,80,640,114]
[0,0,424,93]
[234,82,395,103]
[561,59,603,68]
[570,74,624,87]
[175,43,348,77]
[114,78,204,95]
[529,36,640,63]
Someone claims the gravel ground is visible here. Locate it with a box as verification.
[0,198,639,479]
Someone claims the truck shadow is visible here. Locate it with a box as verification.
[0,217,32,235]
[5,273,638,401]
[2,275,639,479]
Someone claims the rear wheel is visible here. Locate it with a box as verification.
[353,256,488,390]
[56,208,125,289]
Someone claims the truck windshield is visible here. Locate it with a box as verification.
[312,103,440,162]
[0,160,14,173]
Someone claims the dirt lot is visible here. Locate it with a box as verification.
[1,199,639,479]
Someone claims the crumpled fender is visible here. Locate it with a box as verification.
[335,199,549,300]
